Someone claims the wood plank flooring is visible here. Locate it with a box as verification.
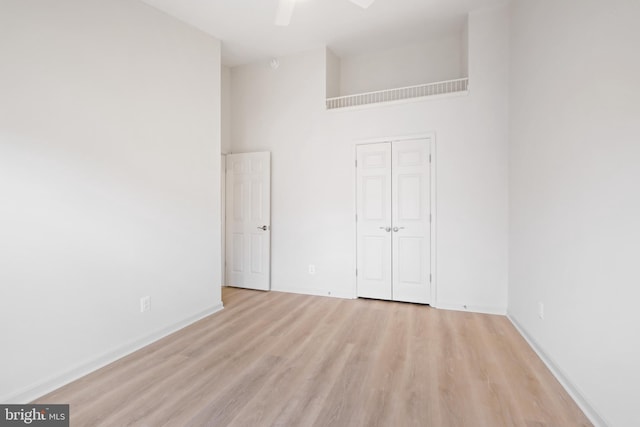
[35,287,592,426]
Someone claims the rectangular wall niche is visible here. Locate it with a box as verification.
[325,18,469,110]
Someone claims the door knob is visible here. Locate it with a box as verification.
[257,225,268,231]
[393,227,405,232]
[379,226,391,232]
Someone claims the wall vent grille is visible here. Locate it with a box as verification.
[326,78,469,110]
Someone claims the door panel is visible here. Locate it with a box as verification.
[250,234,263,274]
[232,234,243,272]
[397,237,423,283]
[392,139,431,304]
[363,176,386,219]
[356,143,392,300]
[226,152,271,291]
[363,236,386,280]
[397,174,422,220]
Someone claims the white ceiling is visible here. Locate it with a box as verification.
[141,0,508,67]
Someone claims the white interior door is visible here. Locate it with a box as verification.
[356,139,431,304]
[356,143,392,300]
[226,152,271,291]
[391,139,431,304]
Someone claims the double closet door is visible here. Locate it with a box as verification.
[356,139,431,304]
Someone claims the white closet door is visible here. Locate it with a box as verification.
[356,143,393,300]
[356,139,431,304]
[226,152,271,291]
[392,139,431,304]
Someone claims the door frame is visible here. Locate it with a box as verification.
[221,153,227,287]
[353,133,437,305]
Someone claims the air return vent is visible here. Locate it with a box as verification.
[326,78,469,110]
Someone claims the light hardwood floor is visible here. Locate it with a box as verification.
[36,287,592,426]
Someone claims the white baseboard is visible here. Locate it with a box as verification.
[271,286,356,300]
[507,313,608,427]
[2,303,224,404]
[435,302,506,315]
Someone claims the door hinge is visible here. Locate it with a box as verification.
[355,213,358,221]
[355,159,358,167]
[430,213,432,223]
[356,268,358,276]
[429,154,432,163]
[430,273,432,283]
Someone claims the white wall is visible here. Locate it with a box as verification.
[326,49,341,99]
[0,0,222,402]
[231,6,508,311]
[508,1,640,426]
[460,17,469,79]
[339,32,467,96]
[221,65,232,153]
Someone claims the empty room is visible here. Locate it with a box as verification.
[1,0,638,426]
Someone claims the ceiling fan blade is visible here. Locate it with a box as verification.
[348,0,375,8]
[275,0,296,26]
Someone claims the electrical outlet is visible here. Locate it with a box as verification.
[538,302,544,320]
[308,264,316,275]
[140,296,150,313]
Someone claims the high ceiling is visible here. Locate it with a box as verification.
[141,0,508,67]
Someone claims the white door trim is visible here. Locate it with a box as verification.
[221,154,226,287]
[353,133,437,305]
